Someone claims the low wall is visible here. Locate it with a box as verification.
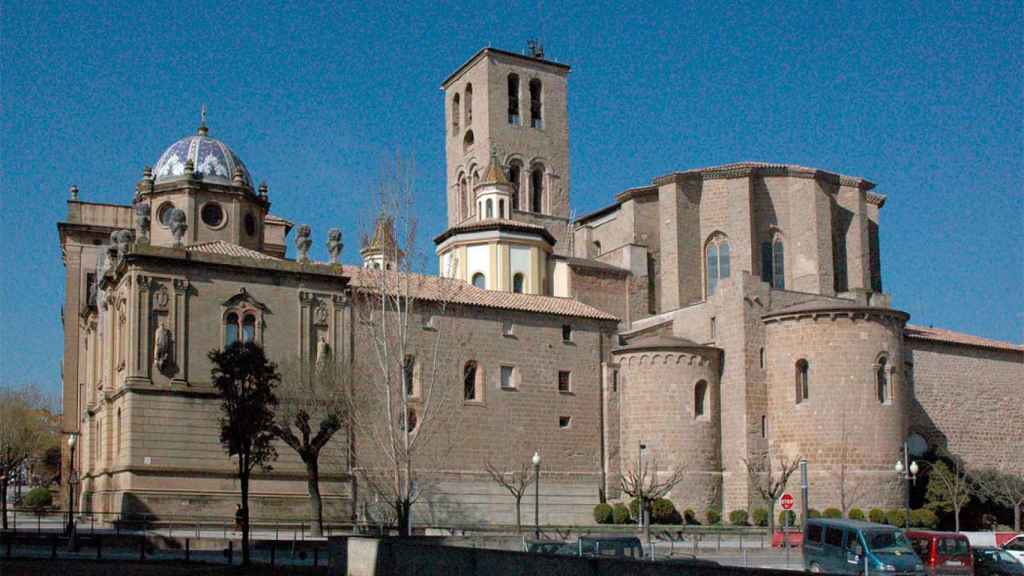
[345,536,800,576]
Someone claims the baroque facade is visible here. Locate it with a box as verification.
[59,47,1023,525]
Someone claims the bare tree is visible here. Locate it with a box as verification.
[273,356,346,536]
[484,461,536,533]
[0,385,51,531]
[619,454,685,543]
[346,154,464,537]
[972,467,1024,531]
[744,449,801,536]
[838,412,871,516]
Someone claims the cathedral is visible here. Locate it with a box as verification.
[59,46,1023,526]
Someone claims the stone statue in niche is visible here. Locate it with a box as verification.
[327,228,343,264]
[314,301,329,326]
[154,321,174,374]
[315,336,331,370]
[134,201,151,243]
[153,284,170,311]
[295,224,312,262]
[169,208,188,246]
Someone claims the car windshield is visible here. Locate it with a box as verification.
[989,550,1018,563]
[864,530,915,554]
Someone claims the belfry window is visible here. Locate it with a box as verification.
[694,380,708,418]
[508,74,520,125]
[795,359,809,404]
[877,356,890,405]
[507,162,522,211]
[529,78,542,128]
[404,355,416,398]
[472,273,486,289]
[464,361,482,401]
[512,273,525,294]
[459,175,468,220]
[464,83,473,125]
[485,199,493,219]
[530,167,544,213]
[706,235,731,297]
[452,93,460,133]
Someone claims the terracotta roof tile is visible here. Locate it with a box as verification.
[904,324,1023,353]
[342,266,617,321]
[187,241,282,261]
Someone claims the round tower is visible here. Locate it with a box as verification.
[612,336,722,514]
[763,300,910,512]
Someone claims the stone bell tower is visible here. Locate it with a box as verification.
[441,45,571,246]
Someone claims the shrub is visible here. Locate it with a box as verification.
[886,509,907,527]
[729,509,749,526]
[868,508,886,523]
[651,498,682,525]
[683,508,699,525]
[848,508,866,521]
[807,508,821,519]
[705,508,721,525]
[823,507,843,519]
[612,503,631,524]
[779,509,797,527]
[910,508,938,529]
[752,508,769,527]
[23,487,52,513]
[593,503,613,524]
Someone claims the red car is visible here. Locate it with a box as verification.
[908,531,974,576]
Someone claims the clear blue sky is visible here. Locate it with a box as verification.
[2,1,1021,402]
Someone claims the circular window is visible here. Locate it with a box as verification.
[201,202,225,228]
[244,213,256,237]
[157,202,175,227]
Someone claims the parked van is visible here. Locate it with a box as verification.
[907,531,974,576]
[804,519,926,575]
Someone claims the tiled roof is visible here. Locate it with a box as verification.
[764,299,909,320]
[187,241,282,261]
[614,335,706,352]
[905,324,1023,353]
[434,219,556,245]
[342,266,617,321]
[653,161,876,191]
[552,255,630,275]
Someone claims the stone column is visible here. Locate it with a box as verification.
[172,279,190,384]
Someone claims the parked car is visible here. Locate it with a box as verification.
[1003,536,1024,565]
[907,530,974,576]
[804,519,925,575]
[973,546,1024,576]
[577,536,645,559]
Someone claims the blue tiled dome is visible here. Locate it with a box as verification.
[153,129,251,188]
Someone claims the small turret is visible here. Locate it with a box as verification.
[361,215,401,270]
[474,145,514,221]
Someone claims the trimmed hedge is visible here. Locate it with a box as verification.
[886,509,907,527]
[752,508,769,527]
[823,507,843,519]
[705,509,721,525]
[808,508,822,519]
[779,509,797,527]
[910,508,938,529]
[612,503,631,524]
[651,498,682,525]
[868,508,886,523]
[683,509,699,525]
[848,508,866,521]
[729,509,749,526]
[23,487,52,513]
[594,503,613,524]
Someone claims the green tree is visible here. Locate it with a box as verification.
[971,468,1024,531]
[923,453,971,532]
[0,385,51,531]
[209,342,280,566]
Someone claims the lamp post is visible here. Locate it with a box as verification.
[638,443,646,533]
[894,442,919,530]
[532,451,541,540]
[66,434,79,551]
[799,458,809,526]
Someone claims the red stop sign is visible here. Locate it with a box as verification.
[780,493,794,510]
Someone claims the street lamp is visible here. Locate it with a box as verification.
[532,451,541,540]
[638,443,646,533]
[894,442,919,530]
[67,434,79,551]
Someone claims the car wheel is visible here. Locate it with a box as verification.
[810,562,822,573]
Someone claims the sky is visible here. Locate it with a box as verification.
[1,1,1021,403]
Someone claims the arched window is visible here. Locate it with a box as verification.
[499,199,505,218]
[452,94,460,133]
[759,347,766,369]
[529,78,542,128]
[772,238,785,289]
[530,167,544,213]
[404,355,416,398]
[472,273,486,289]
[225,313,239,346]
[512,273,525,293]
[795,359,809,404]
[706,235,731,297]
[507,162,522,211]
[242,315,256,343]
[694,380,708,418]
[876,356,889,404]
[464,83,473,125]
[464,360,481,401]
[459,175,468,219]
[592,240,602,257]
[406,408,418,432]
[472,169,479,190]
[485,199,493,219]
[761,415,767,438]
[507,74,520,125]
[463,130,474,153]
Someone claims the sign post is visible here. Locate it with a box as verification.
[780,492,795,567]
